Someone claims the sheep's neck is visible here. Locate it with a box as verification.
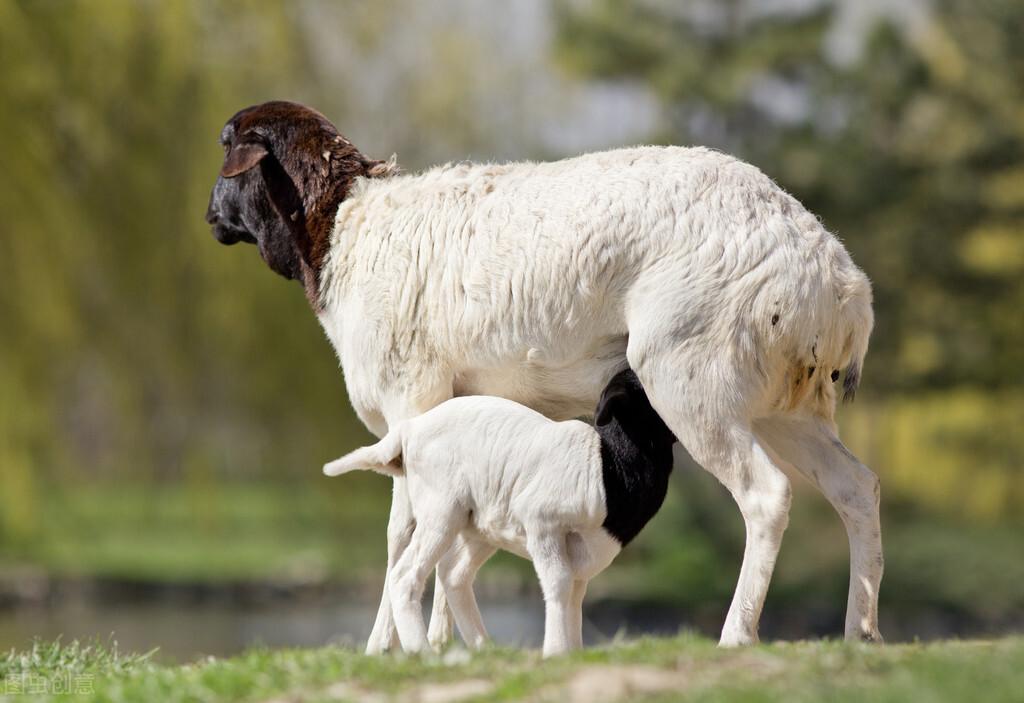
[597,421,675,547]
[298,148,373,310]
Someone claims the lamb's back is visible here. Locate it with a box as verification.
[402,397,604,530]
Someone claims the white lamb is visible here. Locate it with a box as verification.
[323,370,676,657]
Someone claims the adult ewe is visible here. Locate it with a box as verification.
[205,101,883,652]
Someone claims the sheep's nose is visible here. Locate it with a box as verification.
[205,203,220,225]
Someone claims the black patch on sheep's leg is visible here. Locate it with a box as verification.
[831,370,840,382]
[771,314,779,326]
[595,370,677,546]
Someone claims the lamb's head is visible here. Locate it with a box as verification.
[594,369,677,451]
[205,100,392,303]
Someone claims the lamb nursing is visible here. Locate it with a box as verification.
[323,370,676,656]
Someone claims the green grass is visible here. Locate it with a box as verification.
[0,639,154,700]
[3,636,1022,703]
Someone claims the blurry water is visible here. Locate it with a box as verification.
[1,595,1017,662]
[0,597,557,663]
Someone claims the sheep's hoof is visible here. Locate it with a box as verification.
[718,632,758,648]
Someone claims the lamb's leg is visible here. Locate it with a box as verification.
[427,573,454,649]
[388,517,461,654]
[368,383,455,653]
[366,476,413,654]
[568,579,588,650]
[437,533,496,649]
[754,414,884,642]
[528,531,576,657]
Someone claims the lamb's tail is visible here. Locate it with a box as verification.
[323,425,405,478]
[836,269,874,403]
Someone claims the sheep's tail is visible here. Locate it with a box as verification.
[836,269,874,403]
[323,426,405,478]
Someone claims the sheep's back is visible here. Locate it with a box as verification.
[323,146,871,418]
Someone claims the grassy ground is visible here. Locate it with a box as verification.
[2,636,1021,703]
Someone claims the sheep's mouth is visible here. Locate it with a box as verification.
[211,224,256,246]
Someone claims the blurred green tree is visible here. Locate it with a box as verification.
[557,0,1024,391]
[0,0,557,553]
[0,1,374,543]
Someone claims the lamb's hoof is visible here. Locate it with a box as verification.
[427,617,454,651]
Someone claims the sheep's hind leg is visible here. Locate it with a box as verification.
[628,337,791,647]
[754,413,883,642]
[437,533,496,649]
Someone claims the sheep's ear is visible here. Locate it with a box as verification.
[221,140,269,178]
[595,388,626,426]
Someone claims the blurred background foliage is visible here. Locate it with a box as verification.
[0,0,1021,641]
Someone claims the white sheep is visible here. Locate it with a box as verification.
[208,102,882,652]
[323,370,676,656]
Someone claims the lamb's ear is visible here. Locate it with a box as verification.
[595,387,627,426]
[220,140,269,178]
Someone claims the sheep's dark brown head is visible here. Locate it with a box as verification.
[205,101,391,305]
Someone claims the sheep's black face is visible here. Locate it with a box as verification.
[206,173,258,247]
[205,101,385,306]
[205,110,307,282]
[206,135,302,280]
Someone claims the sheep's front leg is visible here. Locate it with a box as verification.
[528,532,575,657]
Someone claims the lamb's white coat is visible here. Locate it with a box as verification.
[316,145,882,651]
[324,396,623,656]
